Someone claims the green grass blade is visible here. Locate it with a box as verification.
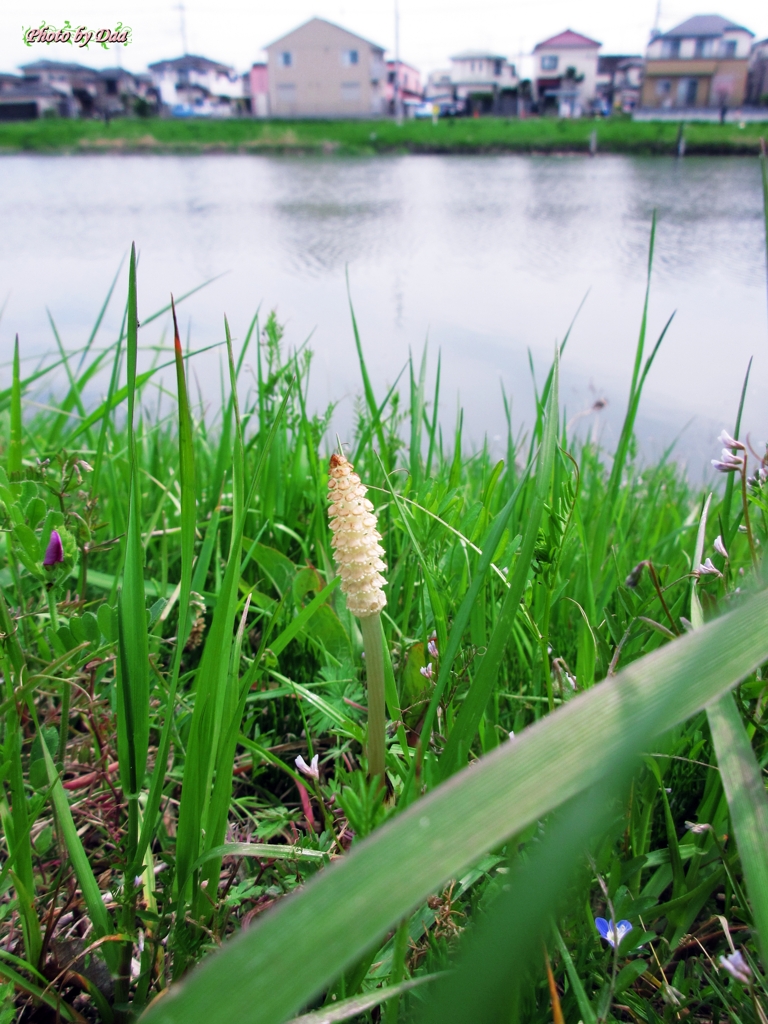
[438,352,558,778]
[708,694,768,965]
[8,336,22,481]
[140,581,768,1024]
[38,717,117,972]
[116,243,150,808]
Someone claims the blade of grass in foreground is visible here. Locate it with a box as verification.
[141,585,768,1024]
[708,692,768,966]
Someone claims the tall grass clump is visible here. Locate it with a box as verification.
[0,196,767,1024]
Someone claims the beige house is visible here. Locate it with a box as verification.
[533,29,601,116]
[642,15,753,110]
[265,17,386,118]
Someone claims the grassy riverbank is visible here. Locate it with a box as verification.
[2,207,768,1023]
[0,114,767,155]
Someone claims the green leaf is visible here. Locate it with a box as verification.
[708,692,768,966]
[140,586,768,1024]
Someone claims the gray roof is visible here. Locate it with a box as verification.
[0,80,66,99]
[451,50,507,61]
[148,54,233,74]
[660,15,753,39]
[19,59,96,74]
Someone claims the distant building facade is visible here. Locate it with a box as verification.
[449,51,519,114]
[533,30,601,116]
[596,55,644,112]
[11,60,154,118]
[0,72,70,120]
[386,60,422,115]
[149,54,244,117]
[641,15,753,110]
[249,62,270,117]
[747,38,768,105]
[265,18,386,118]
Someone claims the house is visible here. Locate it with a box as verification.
[385,60,422,115]
[596,55,644,113]
[265,18,386,118]
[148,54,244,117]
[747,38,768,105]
[248,62,270,117]
[0,73,70,120]
[533,29,602,116]
[18,60,154,118]
[424,69,454,104]
[449,51,519,115]
[641,15,753,110]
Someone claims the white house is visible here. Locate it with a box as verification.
[532,29,601,116]
[148,54,244,117]
[449,51,519,114]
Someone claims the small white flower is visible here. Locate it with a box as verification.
[695,558,723,579]
[78,459,94,472]
[713,535,729,559]
[295,754,320,780]
[720,950,751,984]
[718,430,745,451]
[508,730,515,741]
[685,820,712,834]
[420,663,433,679]
[712,449,744,473]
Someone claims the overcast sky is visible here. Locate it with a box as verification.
[3,0,766,77]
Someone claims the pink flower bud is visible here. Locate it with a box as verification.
[43,530,64,567]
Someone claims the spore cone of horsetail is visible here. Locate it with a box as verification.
[327,452,387,617]
[328,452,387,778]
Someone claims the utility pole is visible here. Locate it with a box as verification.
[394,0,403,125]
[175,2,188,56]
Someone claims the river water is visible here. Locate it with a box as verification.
[1,152,766,474]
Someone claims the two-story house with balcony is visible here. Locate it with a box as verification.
[265,18,386,118]
[449,51,519,115]
[148,54,244,117]
[641,15,753,110]
[533,30,601,116]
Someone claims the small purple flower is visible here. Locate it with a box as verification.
[720,950,751,984]
[695,558,723,579]
[717,429,745,452]
[43,530,64,568]
[427,637,439,660]
[713,536,729,560]
[595,917,632,948]
[712,449,744,473]
[420,663,433,680]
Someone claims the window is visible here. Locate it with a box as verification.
[276,83,296,101]
[342,49,359,66]
[694,38,713,58]
[387,70,395,83]
[721,39,737,57]
[655,79,671,96]
[341,82,361,102]
[677,77,697,105]
[279,51,292,67]
[493,59,502,75]
[661,39,680,58]
[541,55,558,71]
[105,79,117,95]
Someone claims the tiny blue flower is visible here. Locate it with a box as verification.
[595,917,632,948]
